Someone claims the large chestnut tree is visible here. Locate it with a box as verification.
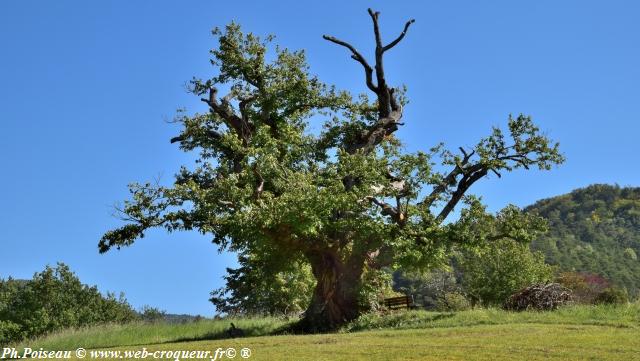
[99,9,563,331]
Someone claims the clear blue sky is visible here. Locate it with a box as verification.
[1,0,638,316]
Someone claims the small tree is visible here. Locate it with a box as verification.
[100,9,563,331]
[457,238,554,306]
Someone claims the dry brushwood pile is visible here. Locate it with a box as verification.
[504,283,573,311]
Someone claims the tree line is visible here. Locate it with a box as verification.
[0,263,165,345]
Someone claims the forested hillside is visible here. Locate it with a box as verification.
[527,184,640,297]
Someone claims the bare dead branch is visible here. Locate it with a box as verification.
[367,8,383,49]
[383,19,415,52]
[325,9,414,155]
[322,35,377,92]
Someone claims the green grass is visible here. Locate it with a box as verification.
[12,304,640,360]
[13,317,290,352]
[345,303,640,332]
[97,323,638,361]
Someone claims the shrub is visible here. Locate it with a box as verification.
[0,263,138,344]
[0,320,23,344]
[557,272,609,304]
[139,305,167,322]
[623,248,637,261]
[594,287,629,305]
[504,283,573,311]
[457,239,553,306]
[436,292,471,312]
[360,267,395,313]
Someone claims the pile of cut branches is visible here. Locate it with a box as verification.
[504,283,572,311]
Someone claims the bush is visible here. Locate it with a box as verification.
[0,263,138,344]
[623,248,637,261]
[210,256,315,317]
[594,287,629,305]
[0,320,23,344]
[139,306,167,322]
[436,292,471,312]
[556,272,609,304]
[457,239,553,306]
[360,267,396,313]
[504,283,573,311]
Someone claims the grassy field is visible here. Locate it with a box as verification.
[11,304,640,360]
[11,317,290,352]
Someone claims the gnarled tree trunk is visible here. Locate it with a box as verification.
[298,249,365,332]
[293,10,415,333]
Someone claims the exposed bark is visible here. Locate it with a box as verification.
[435,165,488,223]
[422,143,545,223]
[296,9,416,331]
[298,249,364,332]
[421,147,475,209]
[324,8,414,155]
[201,87,255,146]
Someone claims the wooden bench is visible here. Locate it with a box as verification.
[384,295,415,310]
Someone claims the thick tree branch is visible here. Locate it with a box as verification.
[170,135,184,144]
[421,147,475,209]
[201,87,254,145]
[365,196,405,225]
[368,8,390,118]
[326,9,414,155]
[239,94,258,123]
[367,9,383,49]
[423,132,557,222]
[385,169,403,182]
[435,167,488,223]
[383,19,416,52]
[170,129,222,144]
[322,35,377,93]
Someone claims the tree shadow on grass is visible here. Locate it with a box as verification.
[343,311,458,332]
[273,310,459,335]
[161,322,292,344]
[123,312,458,347]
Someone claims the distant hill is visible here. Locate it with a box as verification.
[526,184,640,297]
